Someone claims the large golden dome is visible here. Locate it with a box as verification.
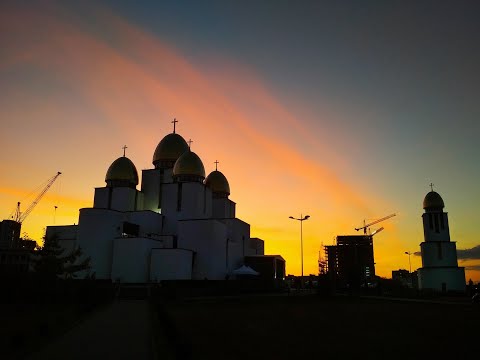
[173,150,205,180]
[205,170,230,197]
[152,133,189,168]
[423,191,445,210]
[105,156,139,187]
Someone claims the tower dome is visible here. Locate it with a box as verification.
[205,170,230,198]
[423,191,445,211]
[105,156,139,188]
[152,133,189,169]
[173,150,205,182]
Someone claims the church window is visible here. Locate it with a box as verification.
[428,213,433,230]
[434,214,439,233]
[440,214,445,230]
[173,236,178,249]
[122,222,139,237]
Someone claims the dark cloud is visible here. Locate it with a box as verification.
[413,246,480,260]
[457,246,480,260]
[465,265,480,271]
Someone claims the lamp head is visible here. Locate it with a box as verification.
[405,252,409,255]
[289,216,294,219]
[304,215,310,220]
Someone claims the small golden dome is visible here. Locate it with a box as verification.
[152,133,189,168]
[205,170,230,196]
[105,156,139,187]
[423,191,445,210]
[173,150,205,180]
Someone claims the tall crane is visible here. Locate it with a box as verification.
[13,171,62,224]
[355,213,396,235]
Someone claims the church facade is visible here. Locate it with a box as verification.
[417,189,465,292]
[47,124,271,283]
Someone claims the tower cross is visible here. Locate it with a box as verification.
[122,145,128,157]
[187,139,193,149]
[214,160,219,171]
[172,118,178,133]
[430,183,434,191]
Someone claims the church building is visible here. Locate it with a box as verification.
[46,122,282,283]
[417,188,465,292]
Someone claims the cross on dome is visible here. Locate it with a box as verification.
[171,118,178,133]
[430,183,434,191]
[214,160,219,171]
[187,139,193,149]
[122,145,128,157]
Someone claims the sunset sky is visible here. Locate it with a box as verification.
[1,0,479,280]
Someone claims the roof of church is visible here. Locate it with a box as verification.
[173,150,205,178]
[205,170,230,195]
[423,191,445,210]
[152,133,189,166]
[105,156,139,186]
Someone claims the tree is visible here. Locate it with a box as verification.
[33,234,91,279]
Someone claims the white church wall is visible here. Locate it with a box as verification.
[224,219,251,257]
[420,241,459,268]
[212,198,236,218]
[111,237,163,283]
[126,211,163,237]
[418,267,466,292]
[111,187,138,212]
[150,248,193,280]
[181,182,212,219]
[93,187,110,208]
[77,208,123,279]
[226,239,244,274]
[178,219,228,280]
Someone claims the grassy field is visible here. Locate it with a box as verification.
[155,294,480,359]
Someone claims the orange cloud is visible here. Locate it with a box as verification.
[0,2,398,276]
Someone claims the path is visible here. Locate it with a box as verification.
[27,300,153,360]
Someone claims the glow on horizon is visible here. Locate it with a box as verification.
[0,2,478,281]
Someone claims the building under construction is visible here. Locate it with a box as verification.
[323,235,376,289]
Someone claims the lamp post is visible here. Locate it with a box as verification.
[404,251,413,288]
[404,251,412,273]
[289,214,310,285]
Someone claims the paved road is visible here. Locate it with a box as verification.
[27,300,153,360]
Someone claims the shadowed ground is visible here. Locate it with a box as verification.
[157,294,480,359]
[27,300,153,360]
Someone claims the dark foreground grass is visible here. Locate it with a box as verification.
[155,294,480,359]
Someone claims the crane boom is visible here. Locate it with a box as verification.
[355,213,396,234]
[16,171,62,224]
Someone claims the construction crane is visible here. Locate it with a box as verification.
[355,213,396,235]
[13,171,62,224]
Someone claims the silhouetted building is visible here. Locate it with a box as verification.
[0,221,35,275]
[46,124,282,283]
[392,269,418,289]
[324,235,376,289]
[245,255,285,281]
[0,220,21,249]
[417,189,465,292]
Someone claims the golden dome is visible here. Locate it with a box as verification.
[173,150,205,179]
[152,133,189,168]
[205,170,230,196]
[423,191,445,210]
[105,156,139,187]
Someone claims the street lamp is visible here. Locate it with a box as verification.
[289,214,310,281]
[404,251,412,273]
